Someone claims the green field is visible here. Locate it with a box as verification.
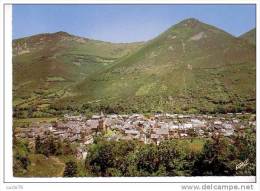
[13,118,58,129]
[24,154,65,177]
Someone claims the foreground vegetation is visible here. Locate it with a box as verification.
[84,134,255,176]
[13,130,256,177]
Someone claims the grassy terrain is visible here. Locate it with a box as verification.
[24,154,65,177]
[239,28,256,45]
[13,18,256,114]
[179,138,207,154]
[13,31,143,105]
[13,118,58,130]
[14,117,58,123]
[68,19,255,113]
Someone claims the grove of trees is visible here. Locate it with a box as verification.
[13,128,256,177]
[85,134,256,176]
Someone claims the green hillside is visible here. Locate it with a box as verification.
[239,28,256,45]
[13,18,256,114]
[13,32,144,109]
[69,18,256,113]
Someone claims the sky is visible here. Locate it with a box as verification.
[13,4,256,43]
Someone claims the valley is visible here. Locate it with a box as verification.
[12,18,256,177]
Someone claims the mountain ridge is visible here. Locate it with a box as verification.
[13,18,256,114]
[239,28,256,45]
[13,18,255,44]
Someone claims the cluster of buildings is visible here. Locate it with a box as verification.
[15,113,256,159]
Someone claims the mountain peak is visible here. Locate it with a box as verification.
[181,18,200,23]
[53,31,71,37]
[163,18,233,39]
[177,18,203,27]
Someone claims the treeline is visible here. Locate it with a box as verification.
[13,130,256,177]
[62,96,256,115]
[13,94,255,119]
[35,134,76,157]
[85,134,256,176]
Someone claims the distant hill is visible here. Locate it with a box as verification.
[13,18,256,114]
[13,32,144,99]
[239,28,256,45]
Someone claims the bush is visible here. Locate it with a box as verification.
[13,140,31,176]
[63,160,78,177]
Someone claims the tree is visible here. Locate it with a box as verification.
[85,140,115,176]
[85,139,138,176]
[135,144,160,176]
[187,128,196,138]
[13,140,31,176]
[63,160,78,177]
[35,136,42,154]
[47,136,57,155]
[27,105,37,118]
[192,136,236,176]
[35,134,65,156]
[158,140,189,176]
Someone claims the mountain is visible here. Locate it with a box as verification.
[239,28,256,45]
[13,18,256,114]
[13,31,144,104]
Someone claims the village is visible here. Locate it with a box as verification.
[15,112,256,159]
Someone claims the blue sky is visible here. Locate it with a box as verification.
[13,4,256,43]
